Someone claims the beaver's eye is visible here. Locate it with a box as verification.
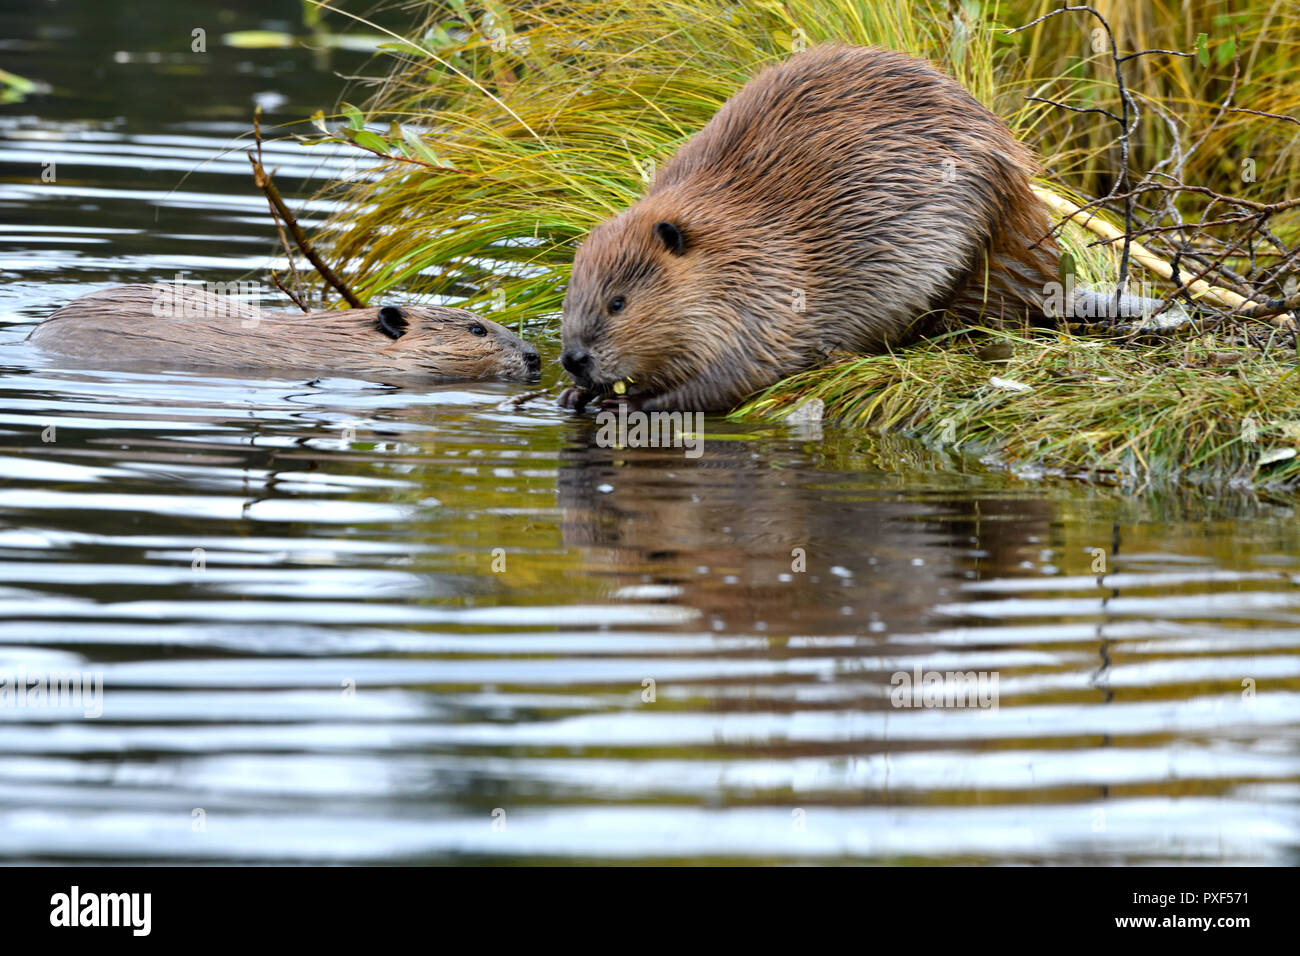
[469,323,488,336]
[608,296,625,315]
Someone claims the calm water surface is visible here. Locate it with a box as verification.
[0,0,1297,864]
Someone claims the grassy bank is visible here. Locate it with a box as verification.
[298,0,1300,489]
[740,329,1300,488]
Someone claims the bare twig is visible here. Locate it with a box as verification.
[247,146,365,309]
[1010,5,1168,314]
[1015,14,1297,335]
[253,109,311,313]
[1228,107,1300,127]
[271,269,309,312]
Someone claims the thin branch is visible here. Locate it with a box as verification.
[271,269,310,312]
[247,149,365,309]
[1116,49,1196,63]
[1025,96,1121,123]
[254,108,309,312]
[1228,107,1300,127]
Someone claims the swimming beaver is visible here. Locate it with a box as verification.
[29,283,541,383]
[560,44,1148,412]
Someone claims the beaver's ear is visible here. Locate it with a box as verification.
[377,306,408,340]
[654,221,686,256]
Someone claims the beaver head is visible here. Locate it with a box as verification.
[367,304,541,383]
[560,192,810,412]
[560,198,790,412]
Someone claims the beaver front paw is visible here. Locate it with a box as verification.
[558,386,652,414]
[558,386,593,412]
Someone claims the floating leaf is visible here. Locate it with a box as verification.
[223,29,385,51]
[322,35,389,52]
[222,30,296,49]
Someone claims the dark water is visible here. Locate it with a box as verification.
[0,0,1297,864]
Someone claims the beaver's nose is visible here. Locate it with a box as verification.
[524,349,541,375]
[561,346,591,378]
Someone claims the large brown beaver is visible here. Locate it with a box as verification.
[30,283,541,383]
[560,44,1127,412]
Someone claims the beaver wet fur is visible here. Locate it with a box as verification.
[30,284,541,383]
[560,44,1066,412]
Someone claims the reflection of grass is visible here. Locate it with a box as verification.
[222,30,389,51]
[0,67,43,103]
[305,0,1300,486]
